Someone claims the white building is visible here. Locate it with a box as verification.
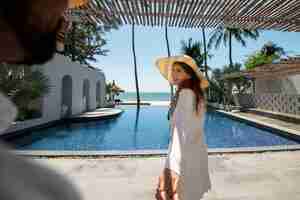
[225,57,300,115]
[3,54,106,135]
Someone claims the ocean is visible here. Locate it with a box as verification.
[117,92,171,101]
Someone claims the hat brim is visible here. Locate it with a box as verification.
[68,0,88,8]
[155,55,209,90]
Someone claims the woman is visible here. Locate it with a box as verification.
[155,55,211,200]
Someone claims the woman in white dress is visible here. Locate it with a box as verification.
[155,55,212,200]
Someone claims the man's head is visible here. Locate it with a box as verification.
[0,0,69,65]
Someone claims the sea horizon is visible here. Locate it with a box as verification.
[117,92,171,101]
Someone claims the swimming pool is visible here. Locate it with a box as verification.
[9,105,299,151]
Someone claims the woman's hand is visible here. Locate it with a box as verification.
[155,168,180,200]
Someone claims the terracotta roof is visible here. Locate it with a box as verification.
[223,57,300,80]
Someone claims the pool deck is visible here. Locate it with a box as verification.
[121,101,170,106]
[217,110,300,139]
[35,150,300,200]
[70,108,124,121]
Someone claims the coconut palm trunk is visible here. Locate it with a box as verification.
[132,22,141,107]
[165,24,174,100]
[202,27,211,100]
[71,22,77,61]
[202,27,209,80]
[229,31,233,67]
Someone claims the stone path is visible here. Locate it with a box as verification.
[35,151,300,200]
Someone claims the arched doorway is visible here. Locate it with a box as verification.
[96,81,101,108]
[83,79,90,112]
[61,75,72,118]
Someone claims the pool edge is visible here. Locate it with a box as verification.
[11,145,300,157]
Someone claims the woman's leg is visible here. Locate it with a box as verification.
[155,168,180,200]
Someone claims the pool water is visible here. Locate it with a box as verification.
[10,105,299,150]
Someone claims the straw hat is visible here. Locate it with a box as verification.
[155,55,209,90]
[68,0,88,8]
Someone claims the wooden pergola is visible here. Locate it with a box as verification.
[69,0,300,32]
[65,0,300,106]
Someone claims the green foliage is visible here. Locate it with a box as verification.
[180,38,212,71]
[0,64,50,121]
[208,27,260,50]
[244,41,285,70]
[208,26,260,68]
[261,41,285,57]
[223,63,243,74]
[245,51,279,70]
[210,63,251,103]
[63,22,117,65]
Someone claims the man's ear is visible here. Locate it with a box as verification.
[27,0,69,33]
[0,18,26,63]
[0,0,69,64]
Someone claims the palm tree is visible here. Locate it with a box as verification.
[261,41,285,57]
[181,37,216,101]
[131,21,141,107]
[208,26,260,67]
[180,38,207,71]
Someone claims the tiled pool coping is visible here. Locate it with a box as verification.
[11,144,300,157]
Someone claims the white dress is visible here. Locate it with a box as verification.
[164,89,211,200]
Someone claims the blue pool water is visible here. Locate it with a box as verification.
[11,106,299,150]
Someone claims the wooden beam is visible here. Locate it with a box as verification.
[188,0,204,27]
[122,0,133,24]
[184,0,199,28]
[202,0,220,28]
[113,0,128,24]
[195,0,212,28]
[133,0,142,25]
[168,0,176,26]
[177,0,190,27]
[171,0,181,27]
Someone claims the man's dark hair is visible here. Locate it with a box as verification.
[0,1,60,65]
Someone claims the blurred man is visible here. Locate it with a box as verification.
[0,0,87,199]
[0,0,70,65]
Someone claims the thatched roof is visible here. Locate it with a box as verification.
[68,0,300,32]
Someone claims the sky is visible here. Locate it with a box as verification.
[94,26,300,93]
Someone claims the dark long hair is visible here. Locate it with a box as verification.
[173,61,206,115]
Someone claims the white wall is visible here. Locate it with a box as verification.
[3,54,106,135]
[255,74,300,95]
